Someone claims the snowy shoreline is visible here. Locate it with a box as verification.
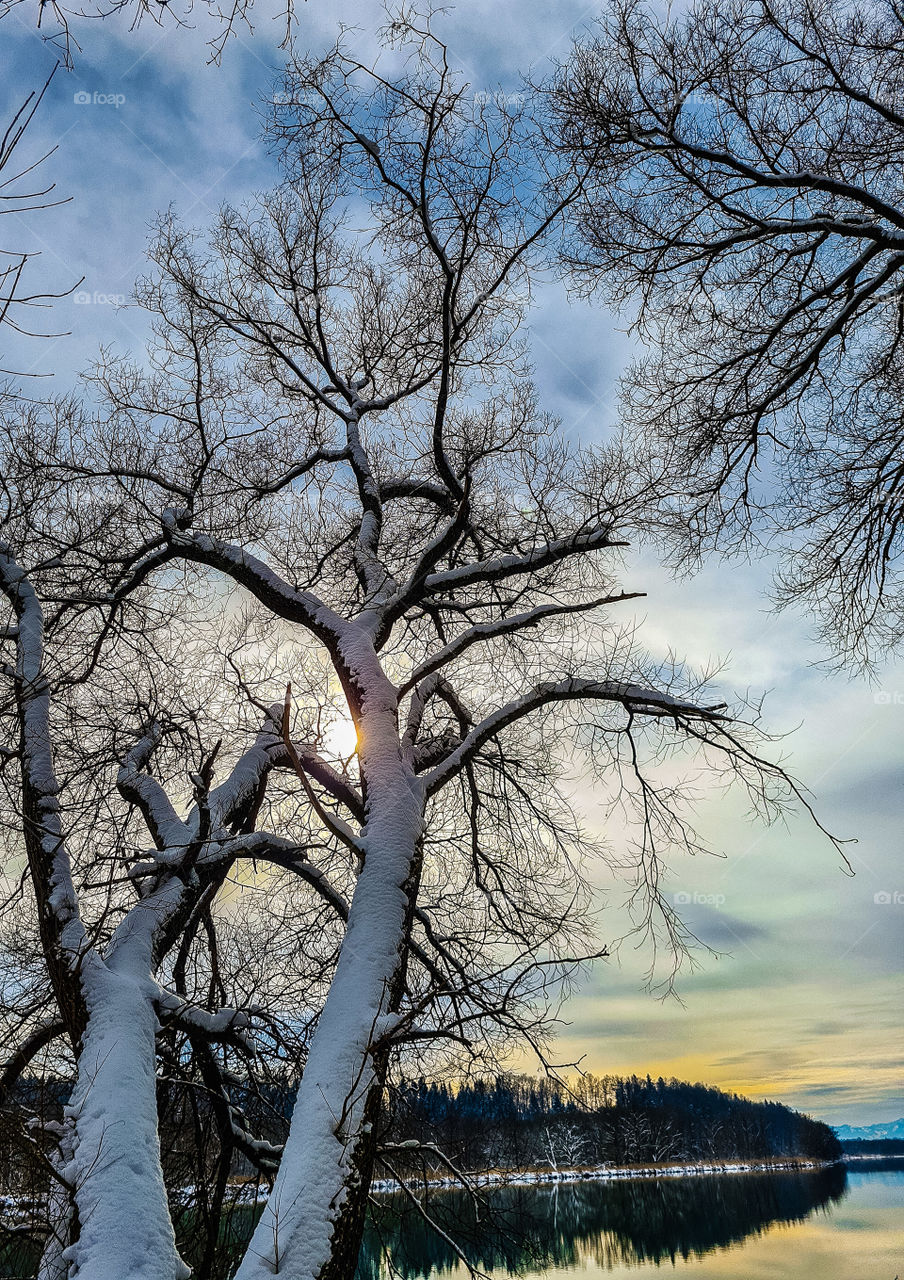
[368,1156,835,1196]
[176,1156,839,1207]
[195,1157,844,1208]
[3,1155,868,1224]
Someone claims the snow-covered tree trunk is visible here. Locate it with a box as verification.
[1,547,191,1279]
[36,1121,76,1280]
[62,938,190,1280]
[237,654,425,1280]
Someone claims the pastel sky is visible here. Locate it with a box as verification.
[2,0,901,1128]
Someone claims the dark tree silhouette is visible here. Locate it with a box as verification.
[559,0,904,665]
[0,17,841,1278]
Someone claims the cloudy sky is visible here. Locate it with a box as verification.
[3,0,901,1128]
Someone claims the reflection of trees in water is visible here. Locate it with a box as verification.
[2,1166,846,1279]
[359,1165,849,1280]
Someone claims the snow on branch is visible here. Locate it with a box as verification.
[398,592,646,697]
[214,831,351,920]
[117,723,192,851]
[192,720,282,838]
[160,511,348,647]
[155,988,255,1044]
[421,525,628,596]
[0,545,88,1012]
[424,677,728,793]
[188,1038,284,1174]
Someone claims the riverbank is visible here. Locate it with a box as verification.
[170,1151,904,1210]
[0,1156,847,1225]
[368,1155,833,1196]
[158,1157,835,1210]
[214,1152,893,1203]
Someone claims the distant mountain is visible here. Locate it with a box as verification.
[835,1118,904,1141]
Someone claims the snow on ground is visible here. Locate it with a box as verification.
[162,1156,834,1210]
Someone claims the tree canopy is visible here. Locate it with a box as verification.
[559,0,904,665]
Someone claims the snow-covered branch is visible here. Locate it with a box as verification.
[421,526,627,597]
[398,592,645,697]
[424,678,728,793]
[155,988,254,1043]
[0,545,88,1035]
[160,513,348,649]
[117,725,192,851]
[214,830,351,920]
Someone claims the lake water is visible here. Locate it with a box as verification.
[359,1162,904,1280]
[2,1161,901,1278]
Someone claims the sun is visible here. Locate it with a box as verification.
[323,715,359,760]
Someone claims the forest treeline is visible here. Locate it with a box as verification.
[383,1073,842,1172]
[0,1069,841,1210]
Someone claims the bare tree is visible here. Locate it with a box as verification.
[558,0,904,666]
[0,0,294,65]
[0,18,840,1279]
[0,70,75,377]
[540,1122,589,1174]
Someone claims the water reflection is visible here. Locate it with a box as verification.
[359,1166,849,1280]
[0,1163,856,1280]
